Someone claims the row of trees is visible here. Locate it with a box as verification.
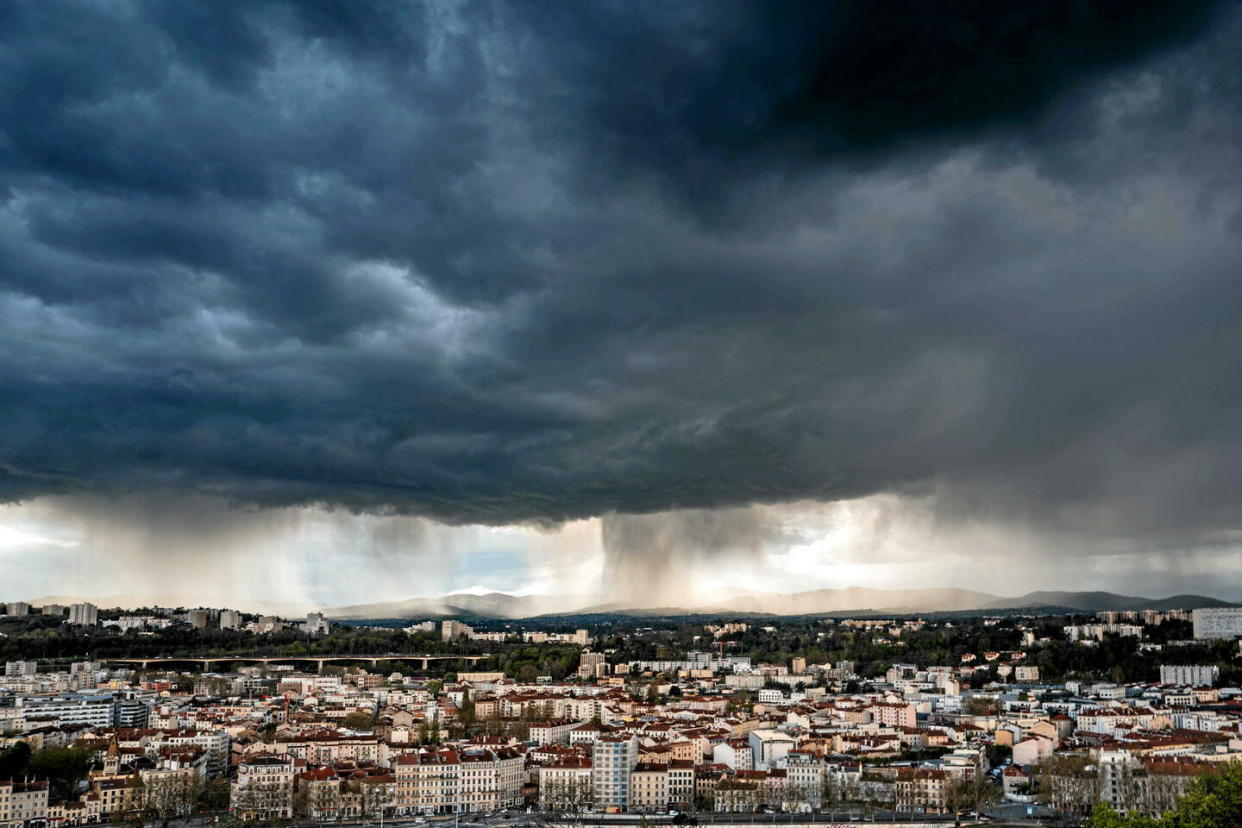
[540,767,999,820]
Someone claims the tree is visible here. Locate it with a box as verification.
[820,772,840,813]
[0,741,31,780]
[198,778,231,813]
[541,774,593,824]
[1037,755,1103,827]
[458,687,477,730]
[358,779,393,821]
[1163,761,1242,827]
[28,746,94,801]
[963,697,994,716]
[341,711,374,731]
[1083,804,1160,827]
[946,773,1000,826]
[142,772,199,827]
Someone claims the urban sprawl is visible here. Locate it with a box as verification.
[2,602,1242,826]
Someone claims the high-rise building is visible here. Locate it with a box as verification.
[1159,665,1220,686]
[39,604,66,617]
[5,602,30,617]
[113,693,153,727]
[578,650,607,679]
[302,612,330,635]
[187,609,210,628]
[1192,607,1242,640]
[592,736,638,812]
[442,619,474,641]
[219,609,242,630]
[5,661,38,677]
[68,603,98,626]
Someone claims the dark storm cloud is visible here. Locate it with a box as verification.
[2,0,1242,558]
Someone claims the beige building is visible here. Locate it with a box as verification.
[392,746,523,815]
[0,780,49,828]
[232,754,300,820]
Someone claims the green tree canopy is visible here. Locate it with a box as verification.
[1086,762,1242,828]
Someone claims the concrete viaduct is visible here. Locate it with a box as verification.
[101,653,493,672]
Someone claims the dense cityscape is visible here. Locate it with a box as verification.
[1,601,1240,827]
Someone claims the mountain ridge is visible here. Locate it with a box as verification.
[19,588,1235,620]
[325,588,1235,619]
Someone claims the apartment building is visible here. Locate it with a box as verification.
[578,651,607,680]
[539,758,593,811]
[1192,607,1242,640]
[68,603,98,626]
[748,729,796,771]
[592,736,638,812]
[231,755,300,820]
[1159,665,1219,687]
[894,768,949,814]
[529,718,583,746]
[0,781,49,828]
[712,738,753,771]
[785,752,824,806]
[441,621,474,641]
[391,746,522,815]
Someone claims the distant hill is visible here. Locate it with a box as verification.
[30,587,1233,622]
[324,588,1235,620]
[986,591,1234,613]
[710,587,1001,615]
[1134,594,1235,611]
[326,592,589,620]
[985,591,1148,612]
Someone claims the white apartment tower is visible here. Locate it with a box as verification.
[592,736,638,812]
[68,603,98,626]
[1192,607,1242,640]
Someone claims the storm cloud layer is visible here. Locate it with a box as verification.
[3,0,1242,567]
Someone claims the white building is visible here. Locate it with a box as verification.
[232,754,298,820]
[302,612,330,635]
[1159,665,1220,686]
[592,736,638,812]
[0,780,49,826]
[1192,607,1242,640]
[219,609,242,630]
[68,603,98,626]
[748,729,796,771]
[442,620,474,641]
[16,692,115,727]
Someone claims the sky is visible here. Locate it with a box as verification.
[3,1,1242,609]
